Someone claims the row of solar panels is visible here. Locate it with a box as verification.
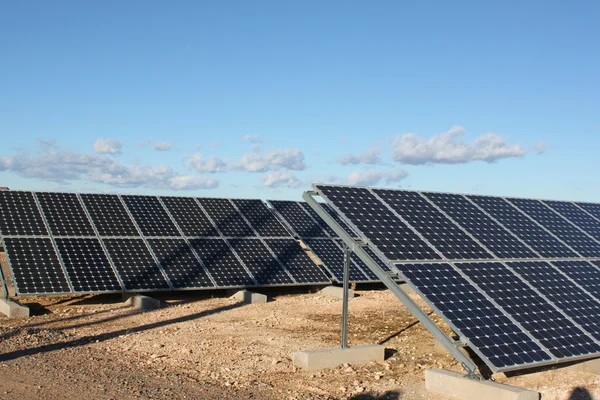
[0,191,391,295]
[314,185,600,373]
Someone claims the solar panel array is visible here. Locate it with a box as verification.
[314,184,600,373]
[0,191,331,295]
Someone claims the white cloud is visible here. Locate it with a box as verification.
[186,153,227,173]
[210,141,221,147]
[153,142,173,151]
[93,138,123,155]
[237,147,307,172]
[243,134,263,143]
[532,141,548,155]
[347,168,408,186]
[338,146,381,165]
[391,126,526,165]
[261,170,303,188]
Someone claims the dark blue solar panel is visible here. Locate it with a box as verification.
[299,202,337,236]
[264,238,331,284]
[552,260,600,302]
[36,192,95,236]
[544,201,600,242]
[303,238,372,282]
[233,199,290,237]
[121,196,180,237]
[80,194,139,237]
[268,200,328,238]
[0,191,49,236]
[160,197,219,237]
[227,238,294,285]
[189,238,255,288]
[197,198,255,237]
[575,202,600,222]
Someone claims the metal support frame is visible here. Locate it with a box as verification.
[303,191,482,380]
[341,245,350,349]
[0,260,9,299]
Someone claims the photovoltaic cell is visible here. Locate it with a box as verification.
[397,263,552,370]
[576,202,600,222]
[321,203,359,236]
[299,202,337,236]
[424,192,537,259]
[80,194,139,237]
[121,196,180,237]
[147,238,214,288]
[232,199,290,237]
[508,198,600,257]
[268,200,327,238]
[227,238,294,285]
[468,195,577,258]
[458,262,600,358]
[3,238,70,294]
[265,238,331,284]
[303,238,372,282]
[0,191,49,236]
[197,198,255,237]
[102,238,170,290]
[189,238,255,287]
[55,238,122,292]
[544,200,600,242]
[374,190,493,260]
[316,185,441,261]
[160,197,218,237]
[36,192,95,236]
[552,260,600,301]
[510,261,600,341]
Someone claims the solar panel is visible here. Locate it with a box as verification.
[268,200,328,238]
[299,202,337,236]
[508,198,600,257]
[121,195,180,237]
[3,238,71,294]
[189,238,255,287]
[160,197,219,237]
[509,261,600,341]
[321,203,359,235]
[102,238,170,290]
[457,262,600,359]
[197,198,255,237]
[303,238,373,282]
[575,202,600,221]
[397,262,552,371]
[36,192,95,236]
[552,260,600,301]
[468,195,577,258]
[227,238,294,285]
[0,191,49,236]
[55,238,122,292]
[316,186,441,261]
[264,238,331,284]
[374,190,493,260]
[544,201,600,242]
[80,194,139,237]
[424,192,538,259]
[147,238,214,289]
[232,199,290,237]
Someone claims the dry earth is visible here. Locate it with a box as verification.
[1,253,599,400]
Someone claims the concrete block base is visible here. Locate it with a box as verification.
[425,369,539,400]
[231,290,267,304]
[399,282,416,295]
[0,298,30,318]
[570,357,600,374]
[292,344,385,370]
[320,285,355,299]
[124,295,161,311]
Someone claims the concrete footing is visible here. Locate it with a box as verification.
[124,295,161,311]
[0,298,30,318]
[320,285,355,299]
[570,357,600,374]
[231,290,268,304]
[292,344,385,370]
[425,369,539,400]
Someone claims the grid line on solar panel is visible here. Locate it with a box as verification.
[509,261,600,342]
[457,262,600,359]
[552,260,600,302]
[227,238,294,285]
[102,238,171,290]
[159,197,219,237]
[576,203,600,222]
[189,238,256,288]
[334,239,380,281]
[397,262,553,371]
[196,198,255,237]
[80,194,139,237]
[232,199,291,237]
[468,195,577,258]
[3,238,72,294]
[424,192,538,259]
[374,189,493,260]
[121,196,180,237]
[544,201,600,242]
[316,185,442,261]
[264,238,331,284]
[0,191,49,236]
[268,200,328,238]
[147,238,215,289]
[322,203,358,237]
[302,238,372,282]
[299,202,337,237]
[55,238,122,292]
[508,198,600,258]
[36,192,95,236]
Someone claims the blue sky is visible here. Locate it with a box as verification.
[1,1,599,201]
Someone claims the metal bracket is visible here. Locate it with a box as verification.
[0,258,9,299]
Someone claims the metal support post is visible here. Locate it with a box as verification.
[0,262,9,299]
[341,245,351,349]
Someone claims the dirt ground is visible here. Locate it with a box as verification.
[1,253,599,400]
